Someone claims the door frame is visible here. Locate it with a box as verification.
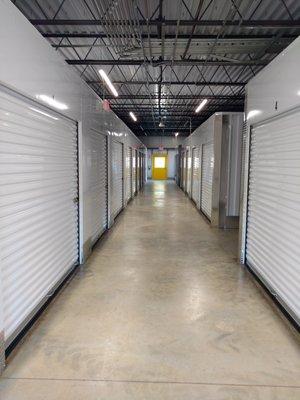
[152,153,168,180]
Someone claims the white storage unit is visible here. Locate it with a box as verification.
[183,151,188,191]
[201,142,214,219]
[246,110,300,323]
[191,147,200,206]
[137,152,141,191]
[125,146,132,202]
[0,89,79,345]
[89,129,107,244]
[181,150,186,190]
[132,149,137,195]
[186,148,192,196]
[111,140,123,218]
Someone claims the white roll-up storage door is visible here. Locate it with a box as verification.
[184,151,188,192]
[191,147,200,206]
[125,146,132,202]
[132,149,137,195]
[137,152,141,191]
[111,140,123,218]
[89,129,107,244]
[246,111,300,324]
[182,152,187,190]
[186,149,192,196]
[201,142,214,219]
[0,89,79,345]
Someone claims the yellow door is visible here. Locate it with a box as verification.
[152,154,168,180]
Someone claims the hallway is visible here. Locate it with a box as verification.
[0,181,299,399]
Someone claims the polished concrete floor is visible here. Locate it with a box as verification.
[0,181,300,399]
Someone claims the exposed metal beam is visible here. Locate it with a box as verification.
[139,126,199,130]
[30,19,300,28]
[182,0,205,59]
[111,103,244,109]
[116,107,244,115]
[66,59,268,66]
[88,80,246,86]
[107,94,243,100]
[43,33,298,40]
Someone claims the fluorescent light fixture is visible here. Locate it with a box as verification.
[36,95,68,110]
[195,98,208,113]
[129,111,137,122]
[29,107,58,120]
[175,132,179,137]
[99,69,118,97]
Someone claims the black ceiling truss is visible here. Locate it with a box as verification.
[65,59,269,66]
[30,19,300,28]
[14,0,300,137]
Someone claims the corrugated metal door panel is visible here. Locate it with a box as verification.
[0,90,79,344]
[246,111,300,323]
[137,152,141,191]
[125,146,132,201]
[191,147,200,206]
[90,129,107,244]
[181,152,185,189]
[201,142,214,219]
[186,149,192,195]
[132,149,137,195]
[183,152,188,191]
[111,140,123,218]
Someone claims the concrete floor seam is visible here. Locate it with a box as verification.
[2,377,300,389]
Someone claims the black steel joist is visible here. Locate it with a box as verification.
[30,19,300,28]
[106,94,243,100]
[44,33,298,40]
[66,59,268,66]
[88,81,246,87]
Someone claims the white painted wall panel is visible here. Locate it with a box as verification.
[227,114,243,216]
[132,150,137,195]
[246,110,300,323]
[167,150,176,179]
[201,142,214,219]
[125,146,132,202]
[246,37,300,126]
[89,129,107,244]
[0,89,79,344]
[191,147,200,206]
[111,140,123,217]
[186,148,192,196]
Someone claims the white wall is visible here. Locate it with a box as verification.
[140,136,184,148]
[0,0,145,260]
[182,112,243,224]
[246,36,300,125]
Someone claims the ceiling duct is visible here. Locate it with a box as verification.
[91,0,141,57]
